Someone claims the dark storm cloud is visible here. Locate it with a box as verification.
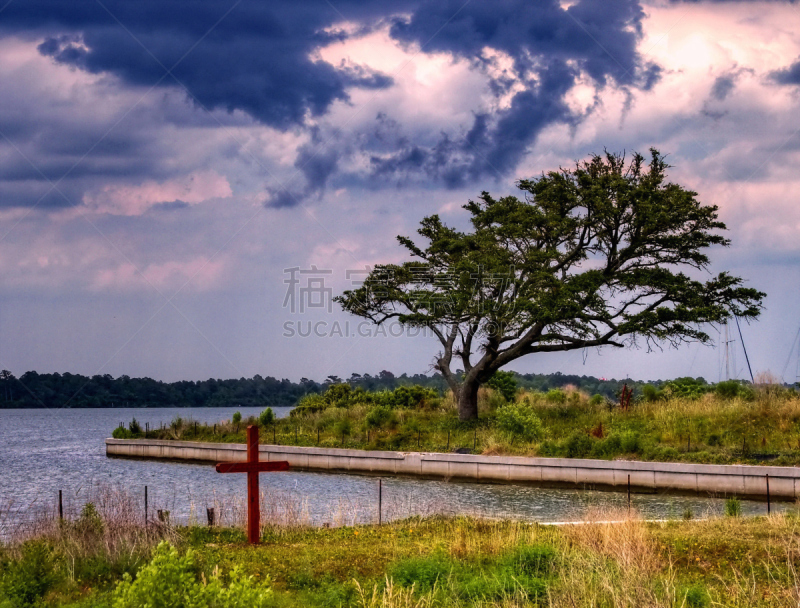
[770,59,800,85]
[368,0,659,188]
[1,0,658,208]
[4,0,398,130]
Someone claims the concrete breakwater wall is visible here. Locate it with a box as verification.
[105,438,800,500]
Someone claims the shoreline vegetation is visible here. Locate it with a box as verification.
[2,484,800,607]
[113,377,800,467]
[1,369,667,409]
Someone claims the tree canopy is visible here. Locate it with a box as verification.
[336,149,766,420]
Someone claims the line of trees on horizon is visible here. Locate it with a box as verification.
[0,368,665,409]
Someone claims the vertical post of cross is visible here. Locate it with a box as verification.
[246,425,260,544]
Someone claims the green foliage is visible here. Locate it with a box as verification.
[715,380,742,399]
[0,540,63,607]
[112,542,272,608]
[487,371,518,402]
[76,503,105,537]
[684,584,709,607]
[333,419,352,438]
[641,384,663,402]
[500,544,556,577]
[565,432,594,458]
[258,408,275,426]
[662,377,708,400]
[724,497,742,517]
[388,544,551,602]
[545,389,567,404]
[128,417,142,435]
[588,394,605,407]
[388,554,452,591]
[231,411,242,424]
[496,403,543,442]
[364,406,397,430]
[112,426,132,439]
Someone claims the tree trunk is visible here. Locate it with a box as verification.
[457,379,480,421]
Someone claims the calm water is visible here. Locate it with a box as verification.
[0,407,781,530]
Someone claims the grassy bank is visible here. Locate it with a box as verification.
[114,381,800,467]
[4,498,800,607]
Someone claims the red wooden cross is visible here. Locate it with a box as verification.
[215,425,289,544]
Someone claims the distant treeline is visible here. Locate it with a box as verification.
[0,368,670,409]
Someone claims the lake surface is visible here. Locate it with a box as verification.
[0,407,783,533]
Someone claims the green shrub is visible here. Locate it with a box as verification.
[231,412,242,424]
[591,434,622,458]
[0,540,63,607]
[112,541,272,608]
[684,584,709,607]
[502,544,556,576]
[365,405,397,430]
[333,419,352,438]
[545,388,567,404]
[487,371,518,402]
[724,497,742,517]
[258,408,275,426]
[496,403,543,443]
[620,431,642,454]
[588,394,605,407]
[715,380,741,400]
[388,555,454,591]
[112,425,132,439]
[323,383,353,408]
[564,432,593,458]
[291,393,327,416]
[641,384,662,402]
[128,417,142,435]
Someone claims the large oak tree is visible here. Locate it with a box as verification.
[336,150,765,420]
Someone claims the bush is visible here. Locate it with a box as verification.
[112,541,272,608]
[333,419,352,438]
[501,544,556,576]
[545,388,567,404]
[0,540,63,607]
[258,408,275,426]
[641,384,662,402]
[291,393,327,416]
[724,497,742,517]
[388,555,453,591]
[684,584,709,607]
[588,394,605,407]
[364,405,397,430]
[564,432,593,458]
[112,426,132,439]
[128,417,142,435]
[231,411,242,424]
[496,403,543,443]
[620,431,642,454]
[715,380,741,400]
[487,371,518,402]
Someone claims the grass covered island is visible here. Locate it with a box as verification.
[114,378,800,467]
[3,501,800,607]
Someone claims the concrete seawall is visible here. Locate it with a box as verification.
[105,438,800,500]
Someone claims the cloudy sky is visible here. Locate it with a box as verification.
[1,0,799,385]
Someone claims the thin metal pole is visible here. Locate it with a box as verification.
[447,430,450,451]
[766,474,771,514]
[627,475,631,514]
[378,478,382,525]
[418,430,421,449]
[317,428,320,445]
[474,429,477,451]
[144,485,148,524]
[58,490,63,520]
[734,315,755,383]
